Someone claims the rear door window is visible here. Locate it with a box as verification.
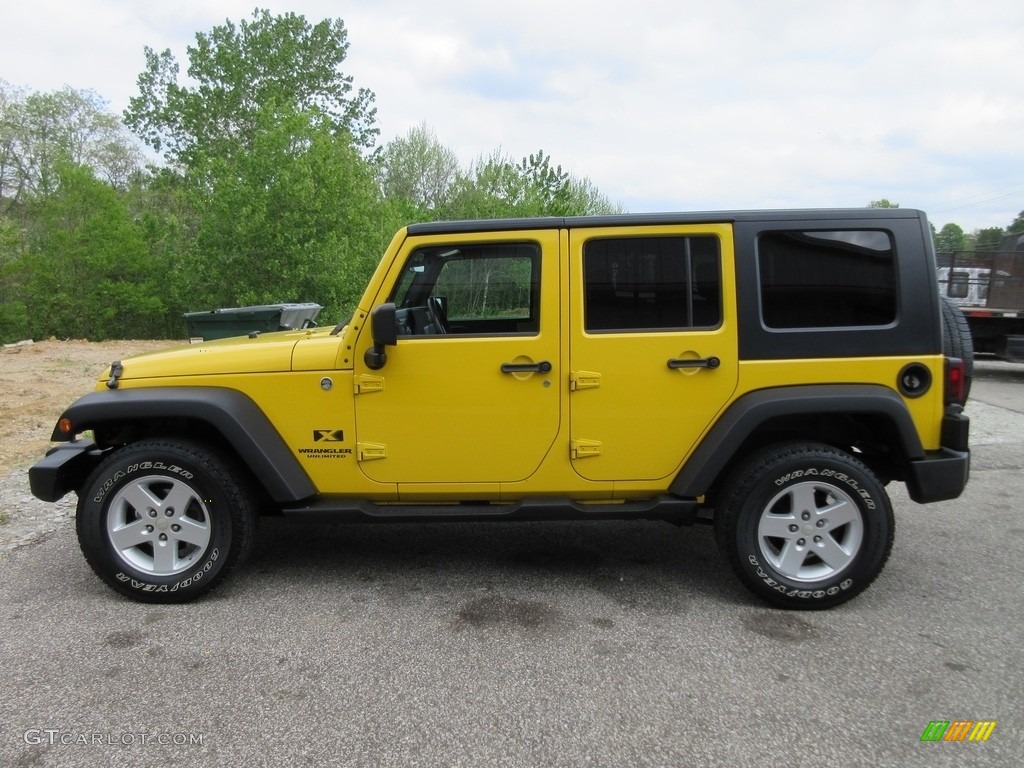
[583,235,722,332]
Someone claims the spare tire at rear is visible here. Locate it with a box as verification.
[940,295,973,401]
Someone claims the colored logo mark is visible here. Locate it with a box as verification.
[920,720,997,742]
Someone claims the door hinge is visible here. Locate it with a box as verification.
[354,374,384,394]
[570,439,602,459]
[356,442,387,461]
[570,371,601,391]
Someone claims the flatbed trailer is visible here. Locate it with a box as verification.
[938,236,1024,362]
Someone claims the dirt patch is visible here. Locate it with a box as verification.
[0,338,178,475]
[0,338,179,556]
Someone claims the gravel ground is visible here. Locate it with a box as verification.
[0,469,77,557]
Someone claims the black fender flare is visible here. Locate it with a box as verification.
[52,387,316,503]
[669,384,924,498]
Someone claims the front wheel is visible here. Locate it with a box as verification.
[76,439,257,603]
[714,442,894,609]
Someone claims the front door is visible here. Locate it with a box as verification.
[568,224,738,482]
[354,230,561,488]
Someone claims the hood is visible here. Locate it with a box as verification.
[97,328,342,385]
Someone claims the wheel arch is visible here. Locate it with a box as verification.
[53,388,316,503]
[670,385,925,499]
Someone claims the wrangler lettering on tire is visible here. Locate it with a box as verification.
[714,442,894,609]
[76,439,257,603]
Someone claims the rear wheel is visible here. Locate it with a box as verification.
[714,442,894,609]
[76,439,257,603]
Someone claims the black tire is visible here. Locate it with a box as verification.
[714,442,894,610]
[76,439,257,603]
[940,295,973,402]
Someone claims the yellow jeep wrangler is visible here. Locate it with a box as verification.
[30,209,970,608]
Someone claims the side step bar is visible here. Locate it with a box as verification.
[280,495,699,525]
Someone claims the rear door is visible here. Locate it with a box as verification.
[568,224,738,482]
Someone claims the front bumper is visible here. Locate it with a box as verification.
[29,439,108,502]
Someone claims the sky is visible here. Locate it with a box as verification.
[2,0,1023,233]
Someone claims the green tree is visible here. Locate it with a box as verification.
[0,84,154,341]
[183,108,386,318]
[442,148,621,219]
[972,227,1005,252]
[124,8,378,167]
[0,82,141,211]
[442,150,525,219]
[935,222,967,253]
[868,199,900,208]
[123,168,204,330]
[21,162,167,340]
[0,212,28,341]
[122,10,388,322]
[0,83,22,211]
[1007,211,1024,234]
[377,122,459,214]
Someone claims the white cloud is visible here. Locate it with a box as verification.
[2,0,1022,230]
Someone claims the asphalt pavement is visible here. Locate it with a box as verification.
[1,359,1022,767]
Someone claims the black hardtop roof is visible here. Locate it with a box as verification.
[405,208,927,236]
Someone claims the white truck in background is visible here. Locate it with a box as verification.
[937,233,1024,362]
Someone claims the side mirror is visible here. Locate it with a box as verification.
[364,302,397,370]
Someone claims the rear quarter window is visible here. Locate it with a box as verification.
[757,230,897,329]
